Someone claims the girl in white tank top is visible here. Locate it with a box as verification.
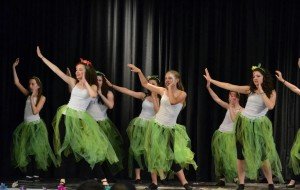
[11,58,56,181]
[206,80,243,186]
[37,47,118,187]
[86,71,124,184]
[106,75,160,183]
[128,64,197,190]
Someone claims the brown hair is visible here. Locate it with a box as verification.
[76,61,98,86]
[249,68,274,98]
[96,71,112,104]
[29,76,43,106]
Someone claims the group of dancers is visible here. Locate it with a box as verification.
[10,46,300,190]
[204,64,300,190]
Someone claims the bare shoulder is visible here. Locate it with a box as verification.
[179,90,187,97]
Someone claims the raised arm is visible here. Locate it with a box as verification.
[37,46,76,87]
[81,73,98,98]
[66,67,73,92]
[128,64,165,96]
[12,58,30,96]
[275,71,300,95]
[206,79,229,109]
[204,68,250,94]
[99,90,114,109]
[30,95,46,115]
[105,78,146,100]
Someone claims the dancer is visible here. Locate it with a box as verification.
[204,65,284,190]
[86,71,124,178]
[206,79,242,186]
[276,70,300,188]
[12,58,56,181]
[36,47,118,186]
[105,75,160,183]
[128,64,197,190]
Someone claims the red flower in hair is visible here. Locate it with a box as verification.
[80,58,92,66]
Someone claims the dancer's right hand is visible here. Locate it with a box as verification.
[36,46,44,59]
[13,58,19,68]
[128,64,141,73]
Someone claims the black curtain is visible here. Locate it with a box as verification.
[0,0,299,181]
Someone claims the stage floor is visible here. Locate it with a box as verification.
[1,180,299,190]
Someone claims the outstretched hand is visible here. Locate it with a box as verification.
[275,70,284,82]
[203,68,212,82]
[127,64,141,73]
[36,46,44,59]
[13,58,19,68]
[66,67,72,77]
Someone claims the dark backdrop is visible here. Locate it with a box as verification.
[0,0,299,181]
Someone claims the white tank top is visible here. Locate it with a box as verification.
[138,98,156,120]
[87,97,108,121]
[155,93,183,126]
[24,96,40,122]
[218,110,234,133]
[67,86,91,111]
[242,93,268,118]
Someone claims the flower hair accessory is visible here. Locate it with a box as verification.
[80,58,92,66]
[147,75,160,83]
[251,63,265,72]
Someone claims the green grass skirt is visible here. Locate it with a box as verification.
[211,130,237,181]
[52,105,118,168]
[144,119,198,179]
[289,129,300,175]
[97,118,124,174]
[235,114,284,183]
[12,119,57,171]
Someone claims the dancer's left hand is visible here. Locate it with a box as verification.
[128,64,141,73]
[203,68,212,82]
[37,46,44,59]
